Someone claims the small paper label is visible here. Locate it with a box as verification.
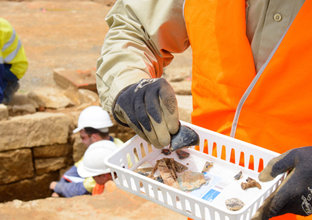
[202,189,221,201]
[188,172,229,202]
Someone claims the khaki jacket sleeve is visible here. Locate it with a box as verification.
[96,0,189,112]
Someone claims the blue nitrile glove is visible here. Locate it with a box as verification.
[112,78,180,149]
[251,146,312,220]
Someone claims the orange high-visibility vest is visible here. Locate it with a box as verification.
[92,183,105,195]
[184,0,312,220]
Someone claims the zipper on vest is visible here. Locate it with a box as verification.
[230,25,291,138]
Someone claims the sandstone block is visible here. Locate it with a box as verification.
[6,93,39,116]
[0,112,72,151]
[35,157,68,175]
[28,87,75,109]
[0,182,187,219]
[0,104,8,121]
[8,93,38,107]
[33,143,72,158]
[71,133,87,162]
[0,172,59,202]
[10,104,37,116]
[77,89,99,106]
[0,149,34,184]
[53,68,97,92]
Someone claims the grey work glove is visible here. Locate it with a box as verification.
[112,78,180,148]
[251,146,312,220]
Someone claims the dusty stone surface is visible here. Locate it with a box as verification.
[71,132,87,162]
[0,0,113,91]
[35,157,69,175]
[0,182,187,220]
[28,87,76,109]
[0,104,8,120]
[0,149,34,184]
[11,103,37,114]
[0,172,60,202]
[6,94,39,116]
[0,112,72,151]
[53,68,97,92]
[33,143,72,158]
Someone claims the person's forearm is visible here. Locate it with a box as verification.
[54,181,89,198]
[96,0,189,112]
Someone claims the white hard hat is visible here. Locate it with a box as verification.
[73,106,113,133]
[77,140,117,178]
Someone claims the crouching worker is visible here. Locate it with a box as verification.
[49,105,123,197]
[0,18,28,104]
[77,140,118,195]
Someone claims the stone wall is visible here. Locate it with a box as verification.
[0,106,136,202]
[0,86,138,202]
[0,86,192,202]
[0,110,74,202]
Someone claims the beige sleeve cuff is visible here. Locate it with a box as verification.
[95,0,189,113]
[96,70,150,113]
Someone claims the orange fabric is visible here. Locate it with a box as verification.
[184,0,312,153]
[188,214,300,220]
[184,0,312,219]
[92,183,105,195]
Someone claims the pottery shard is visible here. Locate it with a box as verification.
[176,149,190,159]
[145,158,188,189]
[202,161,213,173]
[225,198,245,211]
[177,170,206,191]
[234,171,243,180]
[157,159,179,188]
[174,160,188,173]
[241,177,261,190]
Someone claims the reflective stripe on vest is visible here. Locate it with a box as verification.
[0,18,28,79]
[3,39,21,63]
[2,29,16,51]
[184,0,312,153]
[230,24,290,138]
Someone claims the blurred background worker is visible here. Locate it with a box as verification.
[77,140,117,195]
[96,0,312,219]
[49,105,123,197]
[0,17,28,104]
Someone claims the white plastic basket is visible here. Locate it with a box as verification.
[105,121,284,220]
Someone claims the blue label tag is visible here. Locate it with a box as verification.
[202,189,221,202]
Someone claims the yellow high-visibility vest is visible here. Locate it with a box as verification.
[0,18,28,79]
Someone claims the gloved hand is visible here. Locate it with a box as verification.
[251,146,312,220]
[112,78,180,148]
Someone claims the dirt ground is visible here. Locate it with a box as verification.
[0,0,113,92]
[0,0,192,93]
[0,1,192,219]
